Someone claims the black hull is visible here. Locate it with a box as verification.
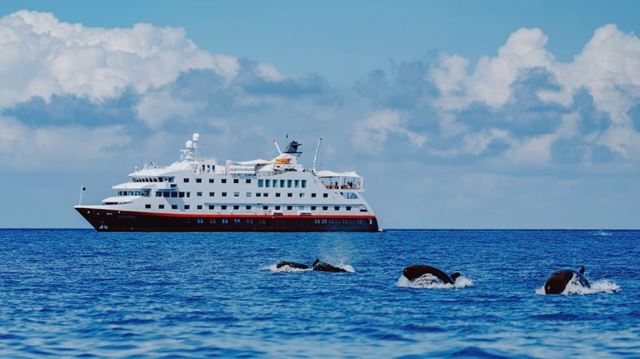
[75,208,379,232]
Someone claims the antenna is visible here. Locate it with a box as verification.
[273,140,282,155]
[312,138,322,173]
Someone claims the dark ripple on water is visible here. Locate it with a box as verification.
[0,229,638,357]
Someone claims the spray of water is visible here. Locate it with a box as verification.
[396,274,474,289]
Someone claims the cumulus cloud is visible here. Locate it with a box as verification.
[0,116,130,169]
[353,110,427,154]
[0,10,239,107]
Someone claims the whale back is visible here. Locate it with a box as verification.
[276,261,310,270]
[544,269,590,294]
[403,265,454,284]
[313,261,347,273]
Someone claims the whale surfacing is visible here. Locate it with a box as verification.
[402,265,461,285]
[544,266,590,294]
[276,261,311,270]
[312,259,348,273]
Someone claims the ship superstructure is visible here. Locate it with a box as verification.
[75,134,379,232]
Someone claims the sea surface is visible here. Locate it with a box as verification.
[0,229,638,358]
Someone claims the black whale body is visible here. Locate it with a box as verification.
[544,266,590,294]
[312,259,348,272]
[276,261,311,270]
[402,265,461,284]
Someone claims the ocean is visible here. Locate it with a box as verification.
[0,229,637,358]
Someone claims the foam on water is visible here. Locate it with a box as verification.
[396,274,474,289]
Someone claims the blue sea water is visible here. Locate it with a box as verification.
[0,229,638,358]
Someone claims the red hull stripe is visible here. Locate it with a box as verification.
[81,208,376,220]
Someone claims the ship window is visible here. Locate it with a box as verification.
[265,180,270,188]
[311,193,316,198]
[246,179,252,184]
[169,178,174,183]
[156,192,162,197]
[287,193,293,197]
[287,206,293,210]
[222,179,227,184]
[209,192,215,197]
[221,205,227,210]
[197,205,203,210]
[322,206,328,211]
[172,204,178,209]
[222,192,227,197]
[273,180,279,188]
[233,205,239,210]
[234,192,240,197]
[197,192,203,197]
[209,205,215,210]
[275,206,281,210]
[233,179,239,184]
[187,192,191,197]
[263,193,269,197]
[299,193,304,198]
[334,206,340,211]
[234,218,241,224]
[263,206,268,210]
[275,193,281,197]
[222,218,228,224]
[294,180,299,188]
[323,193,328,198]
[184,205,190,210]
[196,178,202,183]
[163,192,169,198]
[258,179,264,187]
[246,192,252,197]
[256,193,262,197]
[311,206,316,210]
[171,192,178,198]
[209,179,214,183]
[159,204,165,209]
[145,204,151,209]
[299,205,304,210]
[346,206,351,211]
[302,180,307,188]
[287,180,292,188]
[183,178,189,183]
[179,192,185,198]
[246,205,251,210]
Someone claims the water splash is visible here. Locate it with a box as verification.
[594,230,612,237]
[396,274,473,289]
[536,275,621,295]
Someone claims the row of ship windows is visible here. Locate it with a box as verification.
[185,218,372,225]
[153,191,330,198]
[181,178,308,189]
[146,204,356,211]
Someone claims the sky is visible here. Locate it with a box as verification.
[0,0,639,229]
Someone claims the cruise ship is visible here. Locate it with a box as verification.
[75,134,379,232]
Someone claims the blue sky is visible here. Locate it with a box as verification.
[0,1,639,228]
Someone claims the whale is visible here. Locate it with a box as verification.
[276,261,311,270]
[312,259,348,273]
[544,266,590,294]
[402,265,462,284]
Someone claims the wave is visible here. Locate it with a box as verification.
[594,230,612,236]
[536,275,620,295]
[396,274,474,289]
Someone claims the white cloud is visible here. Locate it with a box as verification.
[0,10,239,107]
[0,117,131,169]
[353,110,426,154]
[429,24,640,161]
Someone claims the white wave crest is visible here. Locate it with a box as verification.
[536,275,621,295]
[594,230,612,236]
[396,274,473,289]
